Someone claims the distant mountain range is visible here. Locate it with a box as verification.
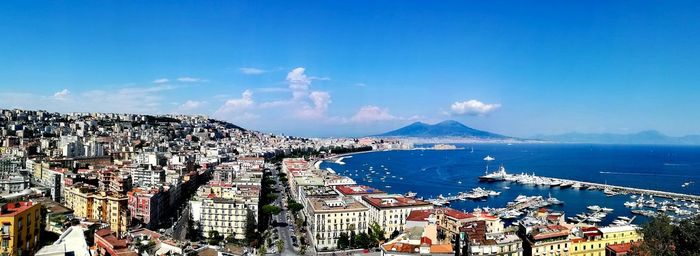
[531,130,700,145]
[374,120,700,145]
[374,120,512,140]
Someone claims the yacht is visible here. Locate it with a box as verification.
[601,207,614,212]
[571,183,583,189]
[587,205,602,211]
[547,193,564,205]
[586,217,602,223]
[479,165,509,182]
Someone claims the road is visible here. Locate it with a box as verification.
[272,167,299,255]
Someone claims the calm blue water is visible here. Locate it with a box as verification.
[320,144,700,225]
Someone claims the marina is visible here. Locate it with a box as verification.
[321,144,700,226]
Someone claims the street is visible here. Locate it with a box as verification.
[271,167,300,255]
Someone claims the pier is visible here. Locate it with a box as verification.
[538,176,700,202]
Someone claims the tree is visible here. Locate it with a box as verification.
[207,230,223,245]
[349,230,356,248]
[369,222,386,246]
[261,205,282,215]
[390,230,400,239]
[287,201,304,214]
[674,215,700,256]
[225,235,236,244]
[636,215,676,256]
[265,193,278,202]
[275,240,284,253]
[354,232,372,249]
[245,209,259,246]
[337,232,350,249]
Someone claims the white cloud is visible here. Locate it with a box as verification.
[153,78,169,84]
[450,100,501,116]
[287,67,312,99]
[296,91,331,119]
[178,100,206,111]
[350,105,397,123]
[215,90,255,114]
[355,83,367,87]
[53,89,71,100]
[239,67,266,75]
[177,77,207,83]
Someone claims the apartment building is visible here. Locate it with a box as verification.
[0,202,41,256]
[307,196,369,250]
[63,183,129,236]
[361,194,433,237]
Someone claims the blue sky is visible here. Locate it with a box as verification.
[1,1,700,137]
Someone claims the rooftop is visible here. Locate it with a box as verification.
[362,195,432,209]
[308,196,368,213]
[335,185,385,196]
[0,201,36,217]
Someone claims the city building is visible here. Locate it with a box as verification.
[459,220,523,256]
[520,225,571,256]
[63,183,129,236]
[200,197,249,240]
[362,194,433,237]
[307,196,369,250]
[0,202,41,256]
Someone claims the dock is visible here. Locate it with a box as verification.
[541,176,700,202]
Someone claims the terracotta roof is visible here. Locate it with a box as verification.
[335,185,385,195]
[362,195,431,209]
[0,202,36,217]
[607,242,640,253]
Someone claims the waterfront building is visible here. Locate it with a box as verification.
[460,220,523,256]
[406,208,503,243]
[307,196,368,251]
[334,184,386,201]
[521,225,571,256]
[380,215,454,255]
[0,201,41,256]
[361,194,433,237]
[569,225,642,256]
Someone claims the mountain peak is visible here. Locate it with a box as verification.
[374,120,510,139]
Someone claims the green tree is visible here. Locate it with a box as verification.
[637,215,676,256]
[276,240,284,253]
[287,202,304,214]
[390,230,400,239]
[245,209,259,246]
[674,215,700,256]
[369,222,386,246]
[354,232,372,249]
[337,232,350,249]
[262,205,282,215]
[349,230,356,248]
[207,230,223,245]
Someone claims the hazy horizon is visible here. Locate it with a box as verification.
[2,1,700,137]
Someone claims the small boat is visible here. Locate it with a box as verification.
[547,193,564,205]
[405,191,417,198]
[587,217,602,223]
[587,205,602,211]
[601,207,614,212]
[617,216,632,221]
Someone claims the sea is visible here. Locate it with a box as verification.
[319,143,700,226]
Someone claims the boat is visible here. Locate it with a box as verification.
[547,193,564,205]
[617,216,632,221]
[601,207,614,212]
[571,183,582,189]
[586,217,602,223]
[624,201,638,208]
[604,188,618,196]
[560,181,574,188]
[587,205,602,211]
[479,165,509,182]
